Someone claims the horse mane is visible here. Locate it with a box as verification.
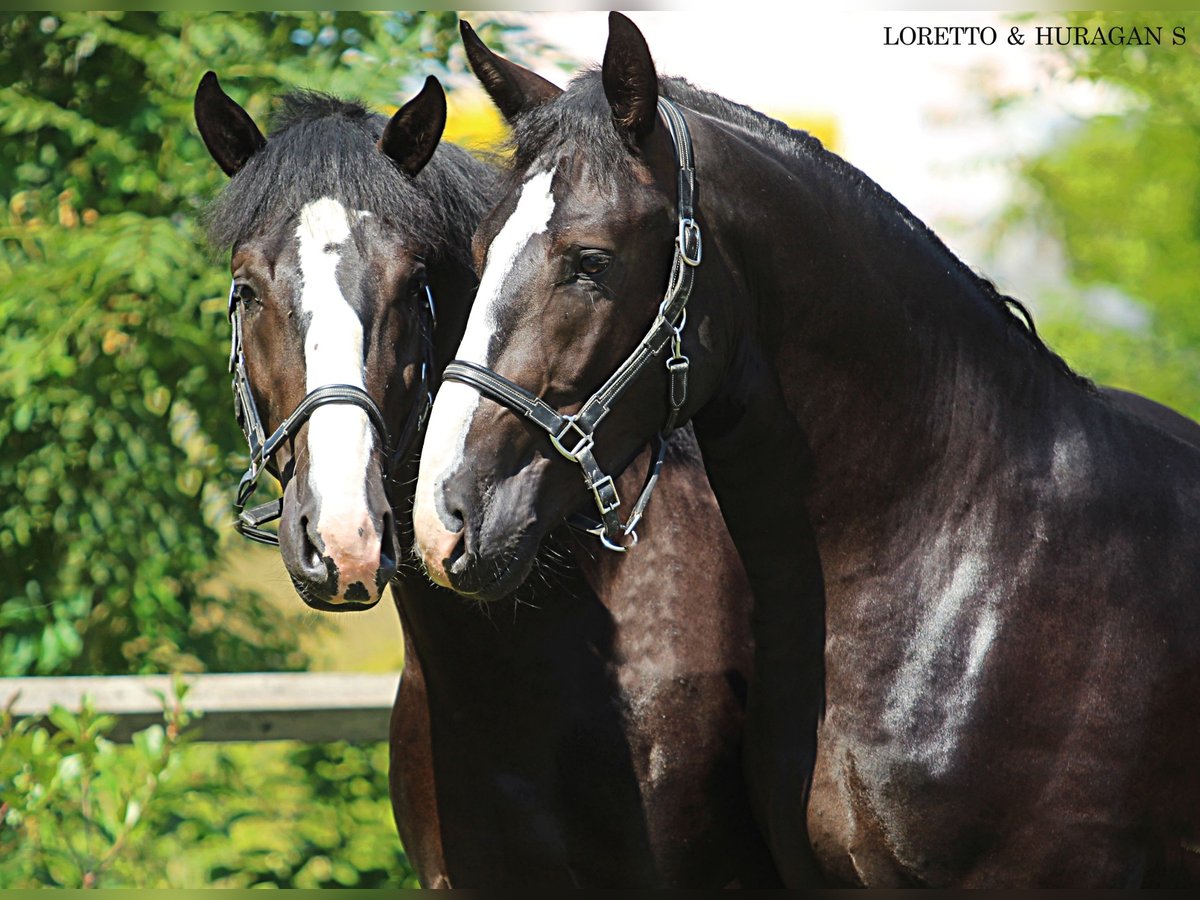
[204,90,497,267]
[509,69,1089,388]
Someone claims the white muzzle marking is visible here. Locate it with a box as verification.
[296,197,381,597]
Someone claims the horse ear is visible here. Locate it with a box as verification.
[602,12,658,141]
[194,71,266,177]
[460,19,561,122]
[379,76,446,178]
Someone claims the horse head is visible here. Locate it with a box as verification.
[414,15,727,599]
[196,72,447,610]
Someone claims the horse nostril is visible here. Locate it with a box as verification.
[427,525,466,588]
[299,516,324,574]
[450,531,466,563]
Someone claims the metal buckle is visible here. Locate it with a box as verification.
[550,417,594,462]
[590,474,620,516]
[671,309,687,354]
[678,217,702,267]
[599,527,637,553]
[236,465,259,508]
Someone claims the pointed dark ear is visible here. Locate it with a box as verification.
[460,19,561,122]
[194,71,266,177]
[602,12,658,141]
[379,76,446,178]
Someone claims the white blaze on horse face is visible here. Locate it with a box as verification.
[414,168,557,569]
[295,197,379,579]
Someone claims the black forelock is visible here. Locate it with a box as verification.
[203,90,496,266]
[505,68,1086,386]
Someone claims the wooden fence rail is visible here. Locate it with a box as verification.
[0,673,399,743]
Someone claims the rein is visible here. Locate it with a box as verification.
[442,97,700,552]
[227,280,437,545]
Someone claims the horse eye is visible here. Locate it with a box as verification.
[579,250,611,277]
[234,282,258,305]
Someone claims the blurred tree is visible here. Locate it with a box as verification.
[1000,11,1200,419]
[0,11,522,676]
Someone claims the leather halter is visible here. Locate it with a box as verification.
[442,98,701,552]
[227,280,437,545]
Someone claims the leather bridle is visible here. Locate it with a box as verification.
[442,98,701,552]
[227,279,437,545]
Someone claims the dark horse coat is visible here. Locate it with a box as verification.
[194,73,778,887]
[412,14,1200,887]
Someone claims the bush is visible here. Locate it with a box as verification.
[0,679,418,888]
[0,678,197,887]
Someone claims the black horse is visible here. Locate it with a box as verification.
[194,71,778,887]
[413,14,1200,887]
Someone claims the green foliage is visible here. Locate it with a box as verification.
[0,10,521,676]
[0,677,197,887]
[181,741,418,889]
[0,683,415,888]
[1002,11,1200,418]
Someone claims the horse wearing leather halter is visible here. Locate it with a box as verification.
[414,14,1200,888]
[442,97,699,552]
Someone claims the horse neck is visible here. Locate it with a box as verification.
[694,115,1083,548]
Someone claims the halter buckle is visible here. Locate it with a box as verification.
[586,517,638,553]
[550,417,594,462]
[589,474,621,516]
[236,465,260,509]
[678,217,702,267]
